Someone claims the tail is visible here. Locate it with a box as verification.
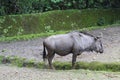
[43,42,47,62]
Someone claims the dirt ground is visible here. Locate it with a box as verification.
[0,65,120,80]
[0,26,120,80]
[0,26,120,63]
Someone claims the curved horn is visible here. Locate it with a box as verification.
[97,32,103,38]
[100,32,103,38]
[95,32,103,40]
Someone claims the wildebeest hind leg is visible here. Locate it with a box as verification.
[72,54,77,69]
[48,52,55,69]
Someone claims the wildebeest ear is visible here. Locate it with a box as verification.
[97,36,101,39]
[95,36,101,41]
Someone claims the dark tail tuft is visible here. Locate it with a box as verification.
[43,42,46,61]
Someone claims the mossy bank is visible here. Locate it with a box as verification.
[0,8,120,37]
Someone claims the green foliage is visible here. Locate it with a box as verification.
[105,63,120,72]
[53,61,120,72]
[0,9,120,37]
[0,32,59,42]
[23,59,36,67]
[51,0,63,3]
[0,0,120,15]
[97,17,105,26]
[45,26,54,33]
[9,56,25,67]
[17,27,24,35]
[54,61,71,70]
[0,24,119,42]
[0,25,120,42]
[0,6,5,16]
[88,61,106,71]
[114,20,120,24]
[35,62,44,69]
[0,56,4,64]
[76,61,89,69]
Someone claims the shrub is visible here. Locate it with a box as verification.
[0,0,120,15]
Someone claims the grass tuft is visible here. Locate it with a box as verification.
[0,55,120,72]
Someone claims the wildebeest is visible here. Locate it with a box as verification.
[43,31,103,69]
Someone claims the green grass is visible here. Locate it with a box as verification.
[0,55,120,72]
[0,9,120,37]
[0,24,120,42]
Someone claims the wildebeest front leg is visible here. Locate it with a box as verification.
[72,54,77,69]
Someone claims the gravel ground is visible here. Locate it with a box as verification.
[0,26,120,63]
[0,26,120,80]
[0,65,120,80]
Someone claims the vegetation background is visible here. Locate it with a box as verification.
[0,0,120,37]
[0,0,120,15]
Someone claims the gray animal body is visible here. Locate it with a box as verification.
[43,31,103,69]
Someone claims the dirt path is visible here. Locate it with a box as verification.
[0,26,120,63]
[0,65,120,80]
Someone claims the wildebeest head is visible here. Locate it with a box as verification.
[93,37,103,53]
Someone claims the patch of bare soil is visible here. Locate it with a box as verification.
[0,26,120,63]
[0,65,120,80]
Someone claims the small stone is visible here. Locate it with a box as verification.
[93,57,96,60]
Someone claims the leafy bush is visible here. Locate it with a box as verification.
[0,0,120,15]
